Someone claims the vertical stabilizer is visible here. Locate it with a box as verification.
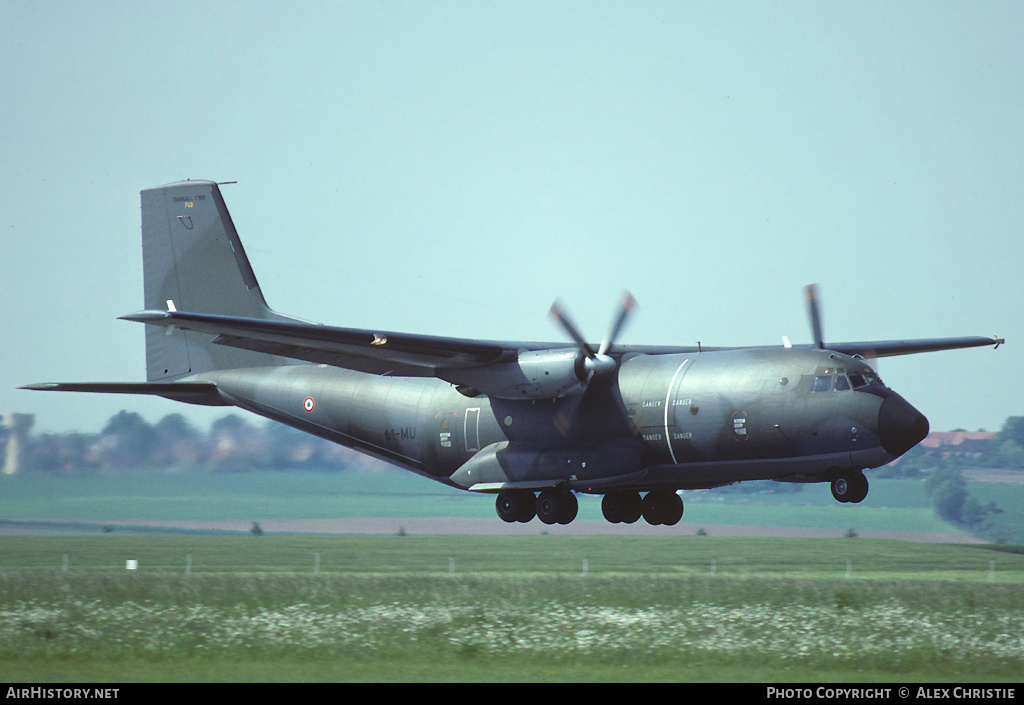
[141,180,292,380]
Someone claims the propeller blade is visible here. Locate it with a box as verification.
[550,294,637,377]
[598,291,637,356]
[805,283,824,349]
[863,345,879,371]
[549,301,598,359]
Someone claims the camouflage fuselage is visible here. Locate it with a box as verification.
[196,345,917,493]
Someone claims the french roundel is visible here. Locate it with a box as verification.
[303,396,315,413]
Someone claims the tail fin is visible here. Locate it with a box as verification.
[141,180,292,380]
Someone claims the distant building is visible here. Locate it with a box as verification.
[918,431,996,459]
[2,413,35,475]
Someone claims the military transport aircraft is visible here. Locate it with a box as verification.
[24,180,1004,526]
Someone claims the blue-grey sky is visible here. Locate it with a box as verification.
[2,1,1021,435]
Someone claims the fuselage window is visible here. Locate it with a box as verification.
[811,375,832,392]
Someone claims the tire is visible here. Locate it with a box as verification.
[662,492,684,526]
[496,489,535,523]
[621,492,643,524]
[831,473,868,503]
[557,492,578,524]
[643,490,683,526]
[602,492,625,523]
[849,473,869,503]
[536,489,563,525]
[604,491,643,523]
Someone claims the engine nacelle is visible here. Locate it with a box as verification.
[442,348,586,400]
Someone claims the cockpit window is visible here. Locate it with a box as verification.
[812,367,885,393]
[848,370,884,390]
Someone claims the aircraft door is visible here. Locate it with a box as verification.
[465,407,481,452]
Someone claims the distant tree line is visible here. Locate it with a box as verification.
[2,411,1022,531]
[878,417,1024,536]
[881,417,1024,478]
[0,411,376,474]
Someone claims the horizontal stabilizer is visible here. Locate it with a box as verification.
[20,382,227,406]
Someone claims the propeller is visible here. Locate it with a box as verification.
[805,283,878,369]
[805,283,824,349]
[550,291,637,377]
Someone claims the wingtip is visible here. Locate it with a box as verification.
[118,310,173,323]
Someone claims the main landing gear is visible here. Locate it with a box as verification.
[604,489,683,526]
[495,488,683,526]
[496,488,577,525]
[830,471,869,504]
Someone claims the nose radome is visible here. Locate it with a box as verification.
[878,394,930,457]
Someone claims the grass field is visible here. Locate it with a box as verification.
[0,535,1022,682]
[1,471,1022,681]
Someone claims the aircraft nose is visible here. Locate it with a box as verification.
[878,393,930,457]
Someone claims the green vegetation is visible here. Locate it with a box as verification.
[4,410,1024,541]
[2,416,1022,680]
[0,536,1021,683]
[2,470,1022,543]
[2,535,1022,579]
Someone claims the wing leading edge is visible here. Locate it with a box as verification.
[824,336,1003,359]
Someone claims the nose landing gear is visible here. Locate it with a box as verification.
[831,471,869,504]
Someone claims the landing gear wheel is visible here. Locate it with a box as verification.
[602,492,625,523]
[642,490,684,526]
[557,492,578,524]
[602,491,642,524]
[831,476,851,503]
[537,488,577,525]
[849,472,868,503]
[831,472,869,504]
[496,489,535,523]
[621,492,642,524]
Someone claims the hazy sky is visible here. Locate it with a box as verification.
[2,1,1021,436]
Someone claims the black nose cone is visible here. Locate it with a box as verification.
[878,394,930,457]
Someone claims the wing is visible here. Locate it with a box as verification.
[824,336,1004,358]
[119,310,540,376]
[120,310,1003,374]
